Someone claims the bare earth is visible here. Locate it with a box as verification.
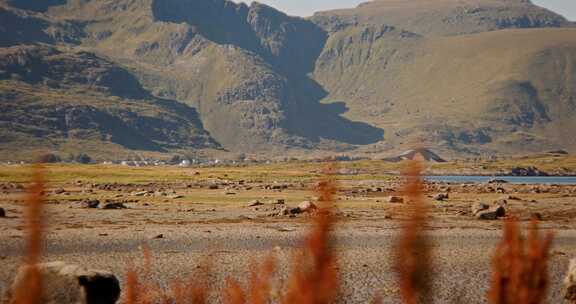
[1,164,576,303]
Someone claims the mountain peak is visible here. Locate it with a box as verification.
[312,0,567,35]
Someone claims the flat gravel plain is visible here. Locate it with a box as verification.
[1,223,574,303]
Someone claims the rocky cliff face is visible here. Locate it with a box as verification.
[0,44,219,156]
[311,0,576,156]
[0,0,575,159]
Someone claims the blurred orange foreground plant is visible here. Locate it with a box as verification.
[280,163,339,304]
[10,164,45,304]
[394,161,432,304]
[224,163,340,304]
[488,218,554,304]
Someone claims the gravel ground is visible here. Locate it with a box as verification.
[1,222,574,303]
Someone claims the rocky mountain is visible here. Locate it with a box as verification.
[311,0,576,157]
[0,0,575,160]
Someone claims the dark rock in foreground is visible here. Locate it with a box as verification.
[3,261,120,304]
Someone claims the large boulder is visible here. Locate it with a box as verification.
[297,201,317,213]
[385,196,404,203]
[433,193,449,201]
[565,258,576,303]
[3,261,120,304]
[102,202,127,210]
[80,200,100,209]
[0,207,5,217]
[476,206,506,220]
[471,202,489,215]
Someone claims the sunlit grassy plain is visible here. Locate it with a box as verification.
[1,153,575,184]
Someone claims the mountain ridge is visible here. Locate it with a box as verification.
[0,0,575,160]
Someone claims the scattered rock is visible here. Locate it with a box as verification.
[471,202,489,216]
[167,195,183,199]
[102,202,127,210]
[248,200,264,207]
[238,215,256,220]
[493,205,506,217]
[81,200,100,209]
[153,234,164,239]
[277,227,296,232]
[0,207,5,217]
[132,191,149,197]
[493,199,508,207]
[488,179,509,184]
[433,193,449,201]
[269,206,291,217]
[531,212,543,221]
[565,259,576,303]
[289,207,303,215]
[4,261,121,304]
[476,206,506,220]
[53,188,66,194]
[476,209,498,220]
[297,201,317,213]
[274,199,285,205]
[208,184,219,190]
[385,196,404,203]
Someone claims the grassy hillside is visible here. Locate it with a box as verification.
[0,0,575,160]
[0,44,221,159]
[314,25,576,157]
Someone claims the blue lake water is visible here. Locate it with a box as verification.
[425,176,576,185]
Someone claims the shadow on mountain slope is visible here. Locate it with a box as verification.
[0,45,221,152]
[151,0,384,147]
[0,8,52,46]
[5,0,66,12]
[284,75,385,146]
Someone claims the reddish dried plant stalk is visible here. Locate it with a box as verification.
[488,218,553,304]
[11,164,45,304]
[394,161,432,304]
[224,279,247,304]
[185,261,211,304]
[281,163,339,304]
[124,245,211,304]
[224,255,274,304]
[124,268,140,304]
[248,255,276,304]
